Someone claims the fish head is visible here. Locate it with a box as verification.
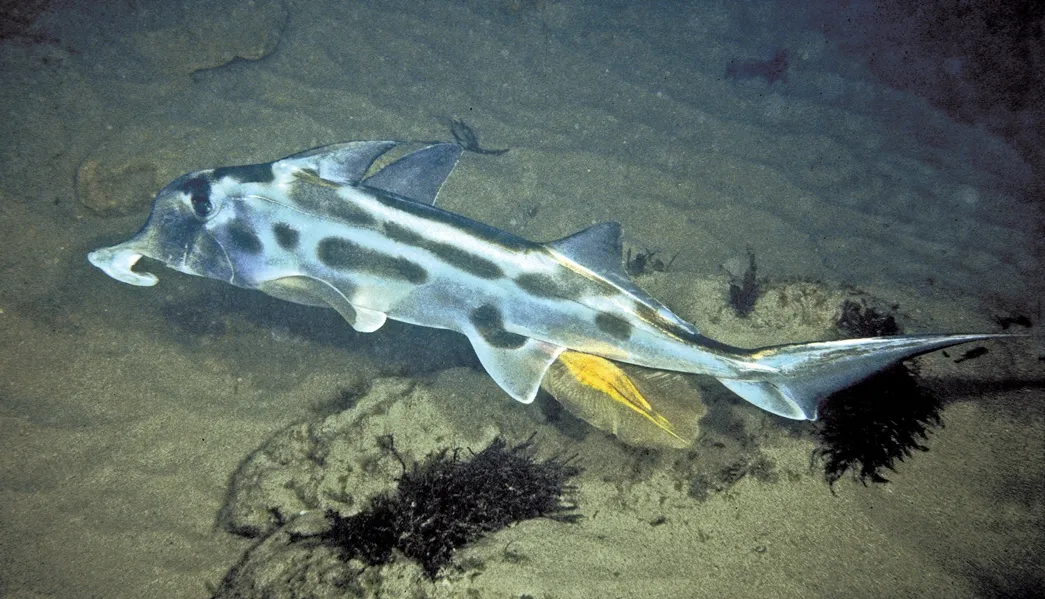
[88,169,235,287]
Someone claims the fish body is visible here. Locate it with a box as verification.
[88,140,1003,420]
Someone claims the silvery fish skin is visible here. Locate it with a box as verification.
[88,140,1004,420]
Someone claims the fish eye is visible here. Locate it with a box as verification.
[191,193,213,217]
[179,175,217,220]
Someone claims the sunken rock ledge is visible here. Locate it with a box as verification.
[133,0,287,76]
[216,375,520,539]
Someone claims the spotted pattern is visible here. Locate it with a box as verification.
[225,222,263,255]
[514,272,581,300]
[289,178,377,227]
[272,222,300,251]
[316,237,428,284]
[384,222,504,280]
[595,312,633,341]
[471,304,528,349]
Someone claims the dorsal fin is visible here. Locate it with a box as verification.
[547,221,625,280]
[547,222,701,335]
[362,143,463,205]
[547,221,651,293]
[278,141,398,185]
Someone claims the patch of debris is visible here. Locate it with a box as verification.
[726,249,762,318]
[312,436,580,578]
[813,298,944,486]
[836,298,900,337]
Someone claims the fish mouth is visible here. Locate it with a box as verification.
[87,245,159,286]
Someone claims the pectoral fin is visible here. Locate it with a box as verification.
[257,276,387,333]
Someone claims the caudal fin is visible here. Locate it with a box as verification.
[718,334,1010,420]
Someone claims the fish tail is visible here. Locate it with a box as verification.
[716,334,1009,420]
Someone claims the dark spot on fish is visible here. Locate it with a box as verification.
[317,237,428,284]
[471,304,528,349]
[333,202,378,227]
[430,244,503,279]
[213,162,275,184]
[273,222,300,251]
[515,273,572,300]
[226,222,263,255]
[384,222,505,280]
[595,312,633,341]
[290,182,377,227]
[383,221,425,246]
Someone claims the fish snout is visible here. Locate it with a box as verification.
[87,245,158,286]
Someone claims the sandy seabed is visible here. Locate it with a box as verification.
[1,1,1042,597]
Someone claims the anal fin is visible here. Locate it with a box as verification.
[468,334,564,404]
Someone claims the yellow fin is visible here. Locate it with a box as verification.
[541,351,705,449]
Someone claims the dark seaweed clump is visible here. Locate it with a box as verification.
[837,298,900,337]
[813,299,943,486]
[727,249,761,317]
[625,247,679,276]
[813,365,942,485]
[318,436,580,578]
[952,346,989,363]
[993,312,1032,330]
[450,118,510,155]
